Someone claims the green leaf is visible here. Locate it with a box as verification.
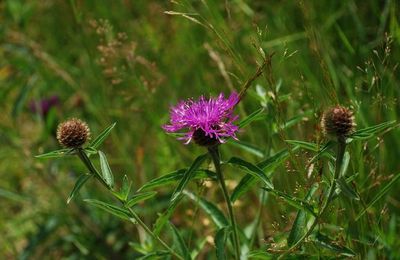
[169,223,191,260]
[89,122,116,149]
[287,183,318,246]
[138,169,215,191]
[120,175,132,202]
[170,154,208,203]
[263,188,317,217]
[231,149,291,202]
[226,157,273,189]
[138,251,170,260]
[350,120,397,140]
[336,177,359,200]
[231,175,256,203]
[183,190,229,228]
[309,141,335,163]
[356,172,400,220]
[84,199,131,220]
[285,140,318,151]
[98,151,114,188]
[312,232,356,257]
[215,226,231,260]
[67,173,91,204]
[339,151,350,177]
[238,108,266,128]
[125,191,157,208]
[153,198,180,236]
[247,250,274,259]
[227,139,264,158]
[35,148,75,159]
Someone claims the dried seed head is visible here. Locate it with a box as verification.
[321,106,356,137]
[57,118,90,148]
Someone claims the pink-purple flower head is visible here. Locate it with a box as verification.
[163,92,240,147]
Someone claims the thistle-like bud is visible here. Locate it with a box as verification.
[321,106,356,138]
[57,118,90,148]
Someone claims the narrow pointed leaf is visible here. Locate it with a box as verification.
[99,151,114,188]
[231,149,291,202]
[285,140,318,151]
[313,232,356,257]
[67,173,92,204]
[228,139,264,158]
[350,120,397,140]
[153,198,180,236]
[227,157,273,189]
[84,199,130,220]
[138,169,215,191]
[125,191,157,208]
[238,108,265,128]
[170,154,208,203]
[183,190,229,228]
[90,122,116,149]
[215,226,231,260]
[120,175,132,202]
[336,178,359,200]
[138,251,169,260]
[263,188,317,216]
[35,148,75,159]
[287,183,318,246]
[169,223,191,260]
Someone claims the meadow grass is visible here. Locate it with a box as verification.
[0,0,399,259]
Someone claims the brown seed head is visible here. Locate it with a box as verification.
[57,118,90,148]
[321,106,356,137]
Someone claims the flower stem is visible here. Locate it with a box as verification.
[76,149,184,260]
[279,138,346,259]
[209,146,240,260]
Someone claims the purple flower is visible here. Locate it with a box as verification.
[29,96,60,117]
[163,92,239,146]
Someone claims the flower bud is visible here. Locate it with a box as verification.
[57,118,90,148]
[321,106,356,137]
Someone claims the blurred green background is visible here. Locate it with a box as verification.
[1,0,399,259]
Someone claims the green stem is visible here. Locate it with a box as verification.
[209,146,240,260]
[76,149,184,260]
[279,138,346,259]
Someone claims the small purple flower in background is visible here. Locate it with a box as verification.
[163,92,239,147]
[29,95,60,117]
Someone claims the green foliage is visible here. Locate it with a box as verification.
[1,0,399,259]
